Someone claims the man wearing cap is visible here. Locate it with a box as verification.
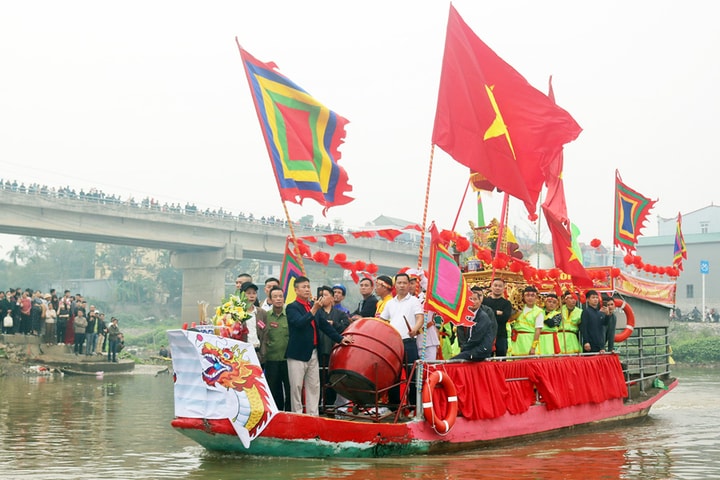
[374,275,394,317]
[509,286,545,356]
[559,291,582,353]
[285,276,352,415]
[240,282,267,355]
[332,284,350,315]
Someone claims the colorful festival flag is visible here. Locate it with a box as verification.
[280,239,304,304]
[168,329,278,448]
[237,42,353,214]
[614,170,657,253]
[673,212,687,271]
[432,5,582,217]
[542,205,593,287]
[425,232,476,327]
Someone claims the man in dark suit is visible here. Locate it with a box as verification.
[350,277,379,322]
[286,276,352,415]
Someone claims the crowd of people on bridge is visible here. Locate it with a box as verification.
[0,288,124,362]
[0,178,349,234]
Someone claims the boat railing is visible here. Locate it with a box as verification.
[615,326,672,395]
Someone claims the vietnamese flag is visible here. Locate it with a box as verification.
[542,205,592,287]
[432,5,582,217]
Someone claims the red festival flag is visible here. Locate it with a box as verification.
[237,42,353,214]
[542,205,593,287]
[673,212,687,271]
[425,232,475,327]
[614,170,657,253]
[432,6,582,217]
[541,76,569,224]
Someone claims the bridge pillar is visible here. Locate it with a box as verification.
[171,245,243,325]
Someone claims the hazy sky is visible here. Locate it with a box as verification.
[1,1,718,258]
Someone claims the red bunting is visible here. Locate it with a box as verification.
[350,231,376,239]
[323,234,347,247]
[377,229,403,241]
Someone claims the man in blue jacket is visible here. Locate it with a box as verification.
[286,276,352,415]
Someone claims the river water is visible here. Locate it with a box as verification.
[0,365,717,479]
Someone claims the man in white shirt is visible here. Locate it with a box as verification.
[379,273,424,409]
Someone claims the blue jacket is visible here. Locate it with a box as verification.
[285,300,344,362]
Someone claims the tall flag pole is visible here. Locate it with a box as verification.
[432,5,581,219]
[236,40,353,216]
[673,212,687,271]
[613,170,658,253]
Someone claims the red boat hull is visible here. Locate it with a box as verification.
[171,378,676,458]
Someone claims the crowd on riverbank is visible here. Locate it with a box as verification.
[0,288,124,361]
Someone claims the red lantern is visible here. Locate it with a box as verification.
[590,238,601,248]
[454,236,470,252]
[312,251,330,266]
[439,230,455,244]
[366,263,379,274]
[624,254,634,265]
[611,267,621,278]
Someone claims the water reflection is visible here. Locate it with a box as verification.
[0,366,717,479]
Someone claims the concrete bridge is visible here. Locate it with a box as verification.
[0,189,427,323]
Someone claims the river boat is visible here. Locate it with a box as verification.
[168,280,677,458]
[169,5,678,458]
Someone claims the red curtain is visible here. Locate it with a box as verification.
[424,355,627,421]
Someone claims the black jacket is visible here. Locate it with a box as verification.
[453,307,497,361]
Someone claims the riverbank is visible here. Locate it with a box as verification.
[0,334,167,377]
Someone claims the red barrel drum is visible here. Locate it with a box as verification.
[328,318,404,405]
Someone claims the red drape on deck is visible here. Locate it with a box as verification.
[425,355,628,420]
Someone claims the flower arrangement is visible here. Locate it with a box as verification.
[211,292,251,340]
[212,292,251,324]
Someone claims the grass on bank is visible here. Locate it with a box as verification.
[669,322,720,364]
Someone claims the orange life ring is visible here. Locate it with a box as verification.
[613,298,636,343]
[422,370,458,434]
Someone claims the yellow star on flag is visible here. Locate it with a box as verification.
[483,84,516,160]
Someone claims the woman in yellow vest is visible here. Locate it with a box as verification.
[509,286,544,356]
[559,291,582,353]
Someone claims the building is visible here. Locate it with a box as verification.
[637,204,720,316]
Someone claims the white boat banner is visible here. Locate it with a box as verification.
[167,329,278,448]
